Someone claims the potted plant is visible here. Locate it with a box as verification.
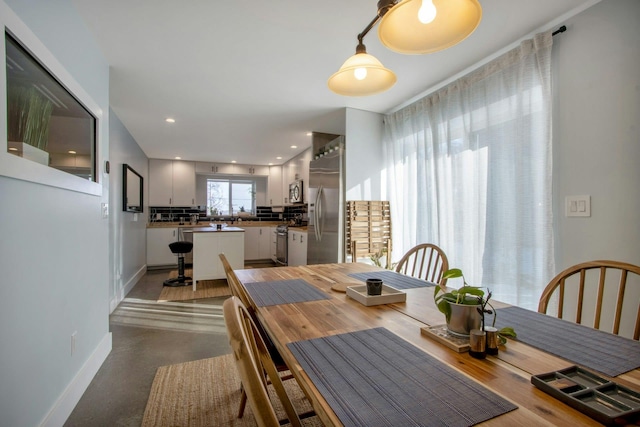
[434,268,516,342]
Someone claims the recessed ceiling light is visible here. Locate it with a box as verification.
[165,118,175,123]
[68,150,76,154]
[276,156,282,160]
[175,156,181,160]
[306,132,312,136]
[291,145,297,149]
[231,160,237,163]
[268,162,273,166]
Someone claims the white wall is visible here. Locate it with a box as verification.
[552,0,640,270]
[109,110,148,312]
[0,1,111,426]
[345,108,385,201]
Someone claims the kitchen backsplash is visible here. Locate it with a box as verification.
[149,205,307,223]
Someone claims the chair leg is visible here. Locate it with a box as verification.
[237,387,247,418]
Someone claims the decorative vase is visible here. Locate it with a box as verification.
[445,301,481,337]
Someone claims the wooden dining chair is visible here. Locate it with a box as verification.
[395,243,449,288]
[219,253,294,418]
[223,296,311,427]
[538,260,640,340]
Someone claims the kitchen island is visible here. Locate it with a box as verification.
[191,226,244,291]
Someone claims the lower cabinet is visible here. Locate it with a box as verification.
[288,230,308,267]
[244,227,272,261]
[147,228,178,267]
[192,230,244,284]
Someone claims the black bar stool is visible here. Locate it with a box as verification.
[163,241,193,287]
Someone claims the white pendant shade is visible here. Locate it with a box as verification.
[378,0,482,54]
[328,52,397,96]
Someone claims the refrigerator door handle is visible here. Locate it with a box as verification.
[315,185,323,241]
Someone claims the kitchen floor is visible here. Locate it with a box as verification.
[64,262,277,426]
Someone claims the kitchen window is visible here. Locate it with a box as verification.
[207,178,255,216]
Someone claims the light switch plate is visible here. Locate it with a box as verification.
[565,195,590,217]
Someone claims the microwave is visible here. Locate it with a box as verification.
[289,180,303,203]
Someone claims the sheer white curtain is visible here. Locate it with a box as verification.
[383,32,554,309]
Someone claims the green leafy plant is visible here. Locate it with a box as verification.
[369,248,396,270]
[435,268,516,342]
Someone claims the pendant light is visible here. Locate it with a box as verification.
[327,41,397,96]
[378,0,482,54]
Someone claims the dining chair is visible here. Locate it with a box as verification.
[538,260,640,340]
[223,296,312,427]
[395,243,449,288]
[219,253,294,418]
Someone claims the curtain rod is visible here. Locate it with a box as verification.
[552,25,567,36]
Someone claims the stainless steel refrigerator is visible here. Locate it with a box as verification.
[307,136,345,265]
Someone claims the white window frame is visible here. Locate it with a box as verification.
[0,2,103,196]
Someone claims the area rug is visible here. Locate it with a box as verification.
[158,269,233,302]
[141,354,320,427]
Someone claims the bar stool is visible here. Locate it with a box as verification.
[163,241,193,287]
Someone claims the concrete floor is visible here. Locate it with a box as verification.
[64,269,234,427]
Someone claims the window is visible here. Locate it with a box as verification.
[383,32,554,310]
[207,178,255,216]
[5,32,97,181]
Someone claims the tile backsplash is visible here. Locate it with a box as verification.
[149,205,307,223]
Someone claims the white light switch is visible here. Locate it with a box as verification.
[565,195,590,217]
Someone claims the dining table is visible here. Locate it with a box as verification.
[234,262,640,426]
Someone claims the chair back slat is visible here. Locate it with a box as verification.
[538,260,640,340]
[395,243,449,288]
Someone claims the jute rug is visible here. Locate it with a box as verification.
[159,269,233,302]
[142,354,321,427]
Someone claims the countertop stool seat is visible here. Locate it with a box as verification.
[163,241,193,287]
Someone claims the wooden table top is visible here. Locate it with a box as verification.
[234,263,640,426]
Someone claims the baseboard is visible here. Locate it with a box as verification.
[109,265,147,313]
[39,332,112,427]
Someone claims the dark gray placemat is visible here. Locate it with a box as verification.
[495,306,640,377]
[288,327,517,427]
[349,270,436,290]
[244,278,330,306]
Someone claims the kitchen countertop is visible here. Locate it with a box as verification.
[189,226,245,233]
[147,221,283,229]
[147,221,307,232]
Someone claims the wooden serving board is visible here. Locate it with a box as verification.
[421,324,470,353]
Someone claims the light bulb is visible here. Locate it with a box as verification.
[418,0,437,24]
[354,67,367,80]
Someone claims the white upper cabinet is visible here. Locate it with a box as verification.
[195,162,235,174]
[268,165,283,206]
[195,162,269,176]
[171,161,196,206]
[149,159,196,206]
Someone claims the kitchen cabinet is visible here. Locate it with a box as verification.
[244,226,271,261]
[195,162,269,176]
[146,227,178,266]
[267,165,283,206]
[288,229,307,266]
[149,159,196,206]
[235,164,269,176]
[195,162,235,174]
[192,229,244,288]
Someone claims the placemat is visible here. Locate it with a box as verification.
[288,327,517,427]
[495,306,640,377]
[349,270,435,290]
[244,278,330,306]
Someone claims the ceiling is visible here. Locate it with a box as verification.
[71,0,595,166]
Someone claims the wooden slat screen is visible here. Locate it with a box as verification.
[346,201,392,264]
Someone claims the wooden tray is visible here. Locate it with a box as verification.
[421,324,470,353]
[346,284,406,306]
